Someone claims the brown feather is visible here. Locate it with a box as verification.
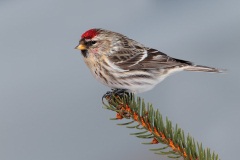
[108,47,193,70]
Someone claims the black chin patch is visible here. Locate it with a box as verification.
[81,50,88,58]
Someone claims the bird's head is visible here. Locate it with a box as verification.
[75,28,124,58]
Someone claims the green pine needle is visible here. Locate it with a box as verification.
[103,93,220,160]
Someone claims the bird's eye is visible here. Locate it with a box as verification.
[91,41,97,45]
[85,40,97,47]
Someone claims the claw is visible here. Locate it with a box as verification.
[102,89,129,102]
[102,91,112,105]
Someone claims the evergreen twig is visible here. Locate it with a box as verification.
[102,93,219,160]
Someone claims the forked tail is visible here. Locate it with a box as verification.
[184,65,224,73]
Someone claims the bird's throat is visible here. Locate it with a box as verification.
[81,50,88,58]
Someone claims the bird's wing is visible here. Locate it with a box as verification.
[108,46,193,70]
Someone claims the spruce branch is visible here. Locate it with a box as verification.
[102,93,219,160]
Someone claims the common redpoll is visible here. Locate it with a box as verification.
[75,28,222,93]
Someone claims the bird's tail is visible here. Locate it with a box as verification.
[184,65,224,73]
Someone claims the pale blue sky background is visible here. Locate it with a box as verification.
[0,0,240,160]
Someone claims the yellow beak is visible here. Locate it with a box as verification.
[75,44,86,50]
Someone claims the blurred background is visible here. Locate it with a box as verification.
[0,0,240,159]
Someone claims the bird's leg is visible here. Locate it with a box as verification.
[112,88,129,98]
[102,89,129,103]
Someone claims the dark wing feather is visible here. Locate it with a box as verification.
[108,46,193,70]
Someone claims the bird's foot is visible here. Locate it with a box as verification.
[112,89,129,97]
[102,89,129,103]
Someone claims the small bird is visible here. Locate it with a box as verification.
[75,28,222,93]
